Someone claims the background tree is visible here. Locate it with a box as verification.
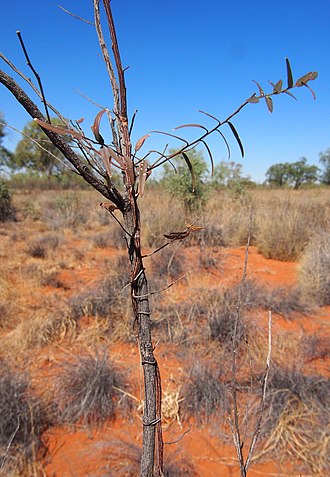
[12,118,70,176]
[0,112,13,172]
[161,149,209,212]
[319,148,330,185]
[266,158,319,188]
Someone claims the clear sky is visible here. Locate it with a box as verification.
[1,0,329,182]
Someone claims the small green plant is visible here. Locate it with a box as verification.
[0,179,15,221]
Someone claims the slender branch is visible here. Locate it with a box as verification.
[94,0,121,119]
[16,31,51,123]
[0,121,74,173]
[132,273,187,299]
[58,5,95,25]
[102,0,127,119]
[0,52,67,124]
[244,311,272,472]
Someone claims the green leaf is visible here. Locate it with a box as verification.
[247,94,260,103]
[228,121,244,158]
[182,151,196,192]
[285,58,293,88]
[265,96,273,113]
[273,79,283,93]
[252,80,264,96]
[295,71,318,87]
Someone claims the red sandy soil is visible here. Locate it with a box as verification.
[38,247,329,476]
[0,221,328,476]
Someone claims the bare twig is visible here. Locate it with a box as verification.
[132,273,187,299]
[244,310,272,472]
[58,5,95,25]
[16,31,51,123]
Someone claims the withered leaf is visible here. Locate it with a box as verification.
[185,223,204,231]
[135,134,150,152]
[99,147,112,177]
[174,123,207,131]
[265,96,274,113]
[34,118,82,138]
[286,58,293,89]
[164,231,190,241]
[100,202,118,213]
[76,117,85,124]
[138,159,149,197]
[91,109,107,145]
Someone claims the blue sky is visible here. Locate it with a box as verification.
[1,0,329,182]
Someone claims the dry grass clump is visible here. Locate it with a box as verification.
[3,312,77,357]
[52,349,132,426]
[257,365,330,474]
[69,268,129,321]
[180,361,229,424]
[91,439,198,477]
[255,192,330,261]
[301,335,330,362]
[0,367,50,474]
[42,192,90,230]
[26,234,60,259]
[298,231,330,306]
[150,246,185,280]
[92,229,126,249]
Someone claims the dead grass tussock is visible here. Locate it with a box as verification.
[51,348,133,426]
[298,230,330,306]
[180,361,230,424]
[256,365,330,474]
[0,367,50,476]
[2,312,77,358]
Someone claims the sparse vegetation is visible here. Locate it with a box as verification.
[52,349,132,425]
[0,367,50,474]
[0,179,16,222]
[298,231,330,305]
[180,361,230,424]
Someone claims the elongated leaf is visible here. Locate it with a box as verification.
[182,151,196,192]
[76,117,84,124]
[284,90,297,100]
[216,130,231,161]
[247,94,260,103]
[91,109,106,145]
[135,134,150,152]
[302,83,317,100]
[34,118,82,138]
[286,58,293,88]
[295,71,318,87]
[174,123,208,131]
[265,96,273,113]
[164,231,190,241]
[252,80,264,96]
[227,121,244,158]
[185,223,204,231]
[99,147,112,177]
[138,159,149,196]
[201,140,214,176]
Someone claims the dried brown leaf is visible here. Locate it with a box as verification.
[135,134,150,152]
[34,118,82,138]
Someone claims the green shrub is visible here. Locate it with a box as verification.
[0,179,16,221]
